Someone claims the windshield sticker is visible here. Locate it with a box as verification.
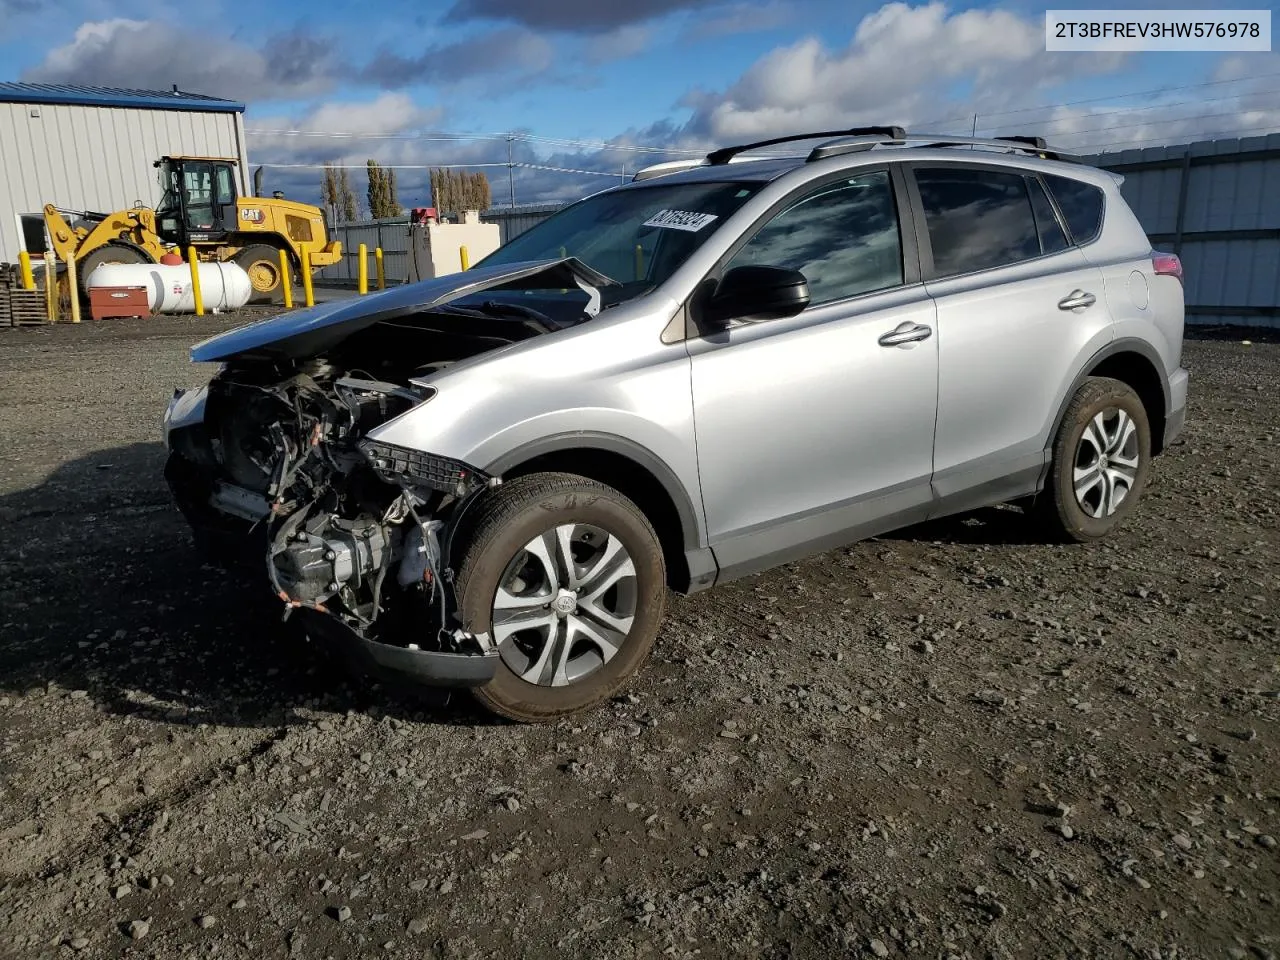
[642,209,719,232]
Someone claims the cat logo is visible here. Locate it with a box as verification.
[240,208,265,224]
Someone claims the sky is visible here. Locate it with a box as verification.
[2,0,1278,212]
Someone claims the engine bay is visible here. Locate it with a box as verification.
[165,306,557,668]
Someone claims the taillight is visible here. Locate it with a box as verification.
[1152,251,1183,284]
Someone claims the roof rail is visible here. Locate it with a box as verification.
[632,129,1077,183]
[706,126,906,165]
[807,131,1077,163]
[631,158,708,182]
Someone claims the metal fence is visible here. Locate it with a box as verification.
[318,204,566,284]
[1081,133,1280,329]
[320,135,1280,328]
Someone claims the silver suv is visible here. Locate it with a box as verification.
[164,126,1188,722]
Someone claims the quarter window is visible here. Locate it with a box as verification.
[915,168,1042,277]
[725,170,903,305]
[1043,174,1105,244]
[1028,177,1070,255]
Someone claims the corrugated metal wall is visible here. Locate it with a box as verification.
[1081,133,1280,328]
[317,218,411,284]
[0,101,247,262]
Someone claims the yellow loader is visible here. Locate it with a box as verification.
[43,156,342,303]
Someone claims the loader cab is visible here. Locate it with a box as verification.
[154,157,240,245]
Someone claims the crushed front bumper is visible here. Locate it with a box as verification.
[301,610,498,687]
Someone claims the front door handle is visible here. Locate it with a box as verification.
[1058,290,1096,310]
[878,322,933,347]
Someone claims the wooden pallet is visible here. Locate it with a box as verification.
[7,289,47,325]
[0,262,51,326]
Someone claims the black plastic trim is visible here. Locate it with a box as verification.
[1040,337,1173,486]
[481,431,715,592]
[303,610,498,688]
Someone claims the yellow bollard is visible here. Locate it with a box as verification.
[18,251,34,290]
[634,244,644,281]
[358,243,368,295]
[459,245,470,271]
[375,247,385,290]
[186,247,204,316]
[44,253,56,323]
[66,255,80,324]
[278,249,294,309]
[301,249,315,307]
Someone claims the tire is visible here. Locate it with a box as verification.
[233,244,287,304]
[77,243,150,296]
[454,472,667,723]
[1034,376,1152,543]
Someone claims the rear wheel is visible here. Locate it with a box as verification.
[77,243,150,296]
[233,244,287,304]
[454,473,667,723]
[1034,377,1152,542]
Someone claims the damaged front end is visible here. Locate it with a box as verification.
[161,258,617,687]
[167,364,499,686]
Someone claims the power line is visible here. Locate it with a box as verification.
[256,160,622,176]
[1076,122,1280,154]
[917,70,1280,128]
[1018,105,1280,141]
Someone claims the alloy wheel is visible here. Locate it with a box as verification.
[1073,407,1141,518]
[491,523,637,687]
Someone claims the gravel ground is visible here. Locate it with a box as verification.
[0,310,1277,960]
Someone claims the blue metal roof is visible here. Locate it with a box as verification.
[0,82,244,113]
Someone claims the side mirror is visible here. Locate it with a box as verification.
[702,265,810,328]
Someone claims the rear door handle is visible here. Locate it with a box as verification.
[1058,290,1096,310]
[878,322,933,347]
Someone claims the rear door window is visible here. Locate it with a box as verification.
[914,167,1041,277]
[1042,174,1105,244]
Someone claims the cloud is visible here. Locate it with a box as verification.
[361,27,555,88]
[678,3,1128,143]
[586,25,651,63]
[689,2,790,39]
[21,19,337,102]
[444,0,723,32]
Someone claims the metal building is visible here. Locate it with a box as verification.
[0,83,247,264]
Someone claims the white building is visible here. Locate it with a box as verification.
[0,83,248,264]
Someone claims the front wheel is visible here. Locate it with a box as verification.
[232,244,287,304]
[454,473,667,723]
[1035,376,1152,542]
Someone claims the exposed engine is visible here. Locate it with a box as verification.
[167,339,500,663]
[163,264,615,682]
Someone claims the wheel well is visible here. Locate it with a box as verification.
[1087,351,1167,454]
[501,449,691,592]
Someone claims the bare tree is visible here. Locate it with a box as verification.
[429,168,492,217]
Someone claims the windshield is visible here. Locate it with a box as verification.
[472,180,762,310]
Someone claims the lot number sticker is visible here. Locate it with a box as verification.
[643,209,719,232]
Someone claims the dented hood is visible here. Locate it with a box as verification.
[190,257,617,363]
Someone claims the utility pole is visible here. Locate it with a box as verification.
[506,134,516,208]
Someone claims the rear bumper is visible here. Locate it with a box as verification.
[301,610,498,688]
[1164,366,1189,449]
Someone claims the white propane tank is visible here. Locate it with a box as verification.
[86,261,253,313]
